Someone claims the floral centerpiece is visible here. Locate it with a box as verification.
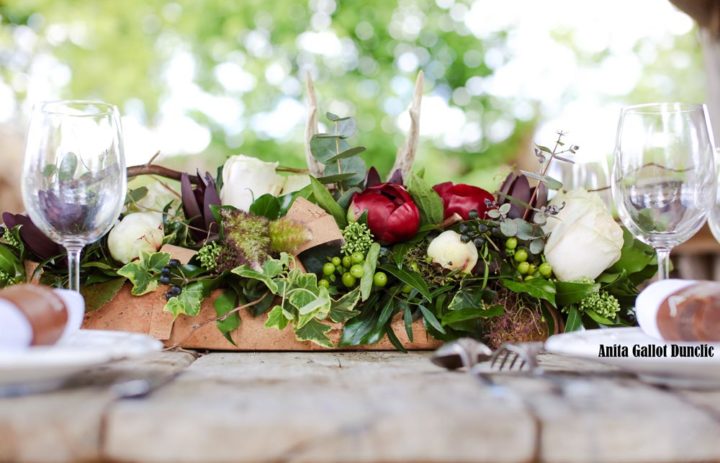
[0,75,656,349]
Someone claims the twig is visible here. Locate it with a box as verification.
[127,164,200,184]
[164,293,270,350]
[389,71,424,181]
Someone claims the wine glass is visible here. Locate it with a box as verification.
[21,100,127,291]
[612,103,716,280]
[708,149,720,243]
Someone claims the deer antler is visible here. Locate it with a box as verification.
[388,71,424,182]
[304,72,325,177]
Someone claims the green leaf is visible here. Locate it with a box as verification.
[0,243,23,279]
[214,290,239,345]
[406,172,444,226]
[555,280,600,307]
[607,228,657,275]
[418,304,446,334]
[501,278,556,306]
[385,325,407,353]
[42,164,57,177]
[80,278,126,312]
[164,281,206,318]
[529,238,544,255]
[325,146,366,162]
[360,242,381,301]
[330,287,361,323]
[117,251,171,296]
[379,264,432,301]
[585,309,617,326]
[564,307,583,332]
[310,135,350,163]
[126,186,148,204]
[294,319,333,348]
[315,173,357,184]
[265,305,290,330]
[58,152,78,182]
[332,116,356,138]
[262,253,289,278]
[249,194,281,219]
[309,177,347,228]
[520,170,562,190]
[232,265,279,294]
[403,304,414,342]
[500,220,518,237]
[323,156,366,186]
[441,306,503,326]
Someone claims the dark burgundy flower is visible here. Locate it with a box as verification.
[349,183,420,244]
[181,171,221,242]
[498,172,547,219]
[2,213,62,261]
[433,182,495,220]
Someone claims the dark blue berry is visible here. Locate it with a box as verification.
[168,259,180,268]
[159,275,171,285]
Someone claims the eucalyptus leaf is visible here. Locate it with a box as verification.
[529,238,544,255]
[520,170,563,190]
[323,156,366,187]
[325,146,366,162]
[499,220,517,237]
[310,135,350,164]
[58,152,78,182]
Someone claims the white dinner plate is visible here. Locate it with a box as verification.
[0,330,163,388]
[545,327,720,388]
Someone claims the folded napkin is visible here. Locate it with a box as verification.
[636,279,720,342]
[0,284,84,350]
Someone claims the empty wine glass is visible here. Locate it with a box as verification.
[22,100,127,291]
[612,103,716,280]
[708,148,720,242]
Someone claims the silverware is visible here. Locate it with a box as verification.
[431,338,545,374]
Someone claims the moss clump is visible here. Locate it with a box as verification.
[269,218,310,254]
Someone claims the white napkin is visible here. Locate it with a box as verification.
[0,289,85,350]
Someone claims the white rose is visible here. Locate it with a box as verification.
[281,174,311,195]
[219,155,287,211]
[108,212,164,264]
[543,189,623,282]
[427,230,478,273]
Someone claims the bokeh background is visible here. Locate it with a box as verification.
[0,0,705,214]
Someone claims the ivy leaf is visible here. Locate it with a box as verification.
[379,264,432,301]
[164,281,206,318]
[232,265,279,294]
[501,277,556,306]
[406,172,444,226]
[214,290,239,345]
[265,305,290,330]
[80,278,126,312]
[329,287,361,323]
[295,318,333,347]
[309,177,347,228]
[117,251,171,296]
[360,242,381,301]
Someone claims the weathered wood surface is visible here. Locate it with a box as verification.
[1,351,720,463]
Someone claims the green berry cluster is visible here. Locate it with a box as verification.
[341,222,374,257]
[505,237,552,280]
[197,241,221,271]
[579,291,621,321]
[318,251,387,290]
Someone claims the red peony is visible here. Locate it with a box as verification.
[349,183,420,245]
[433,182,494,220]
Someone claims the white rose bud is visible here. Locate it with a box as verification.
[220,154,287,211]
[108,212,164,264]
[427,230,478,273]
[543,189,623,282]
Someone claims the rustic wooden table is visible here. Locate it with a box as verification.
[1,351,719,463]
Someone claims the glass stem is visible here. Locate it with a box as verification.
[65,244,83,292]
[656,247,672,280]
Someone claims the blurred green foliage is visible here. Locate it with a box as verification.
[0,0,706,189]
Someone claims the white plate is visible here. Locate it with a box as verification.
[0,330,162,388]
[545,327,720,388]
